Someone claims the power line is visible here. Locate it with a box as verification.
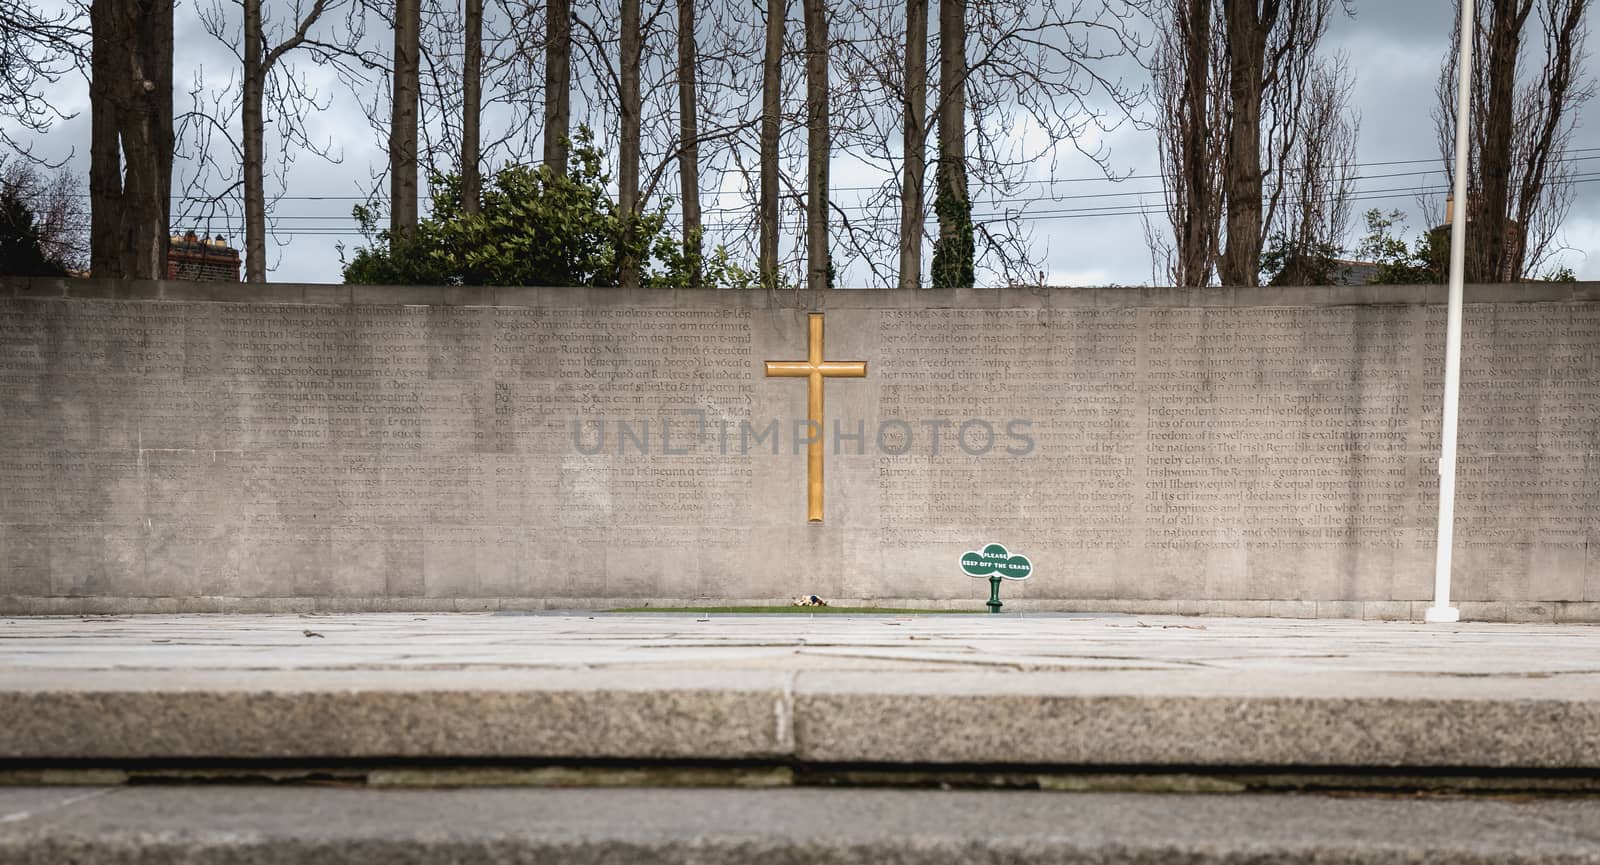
[982,173,1600,220]
[123,146,1600,203]
[700,155,1600,215]
[179,168,1600,233]
[828,147,1600,192]
[213,172,1600,235]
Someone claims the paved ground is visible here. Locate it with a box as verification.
[0,612,1598,769]
[3,610,1597,676]
[2,786,1599,864]
[2,614,1599,863]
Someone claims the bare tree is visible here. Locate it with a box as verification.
[786,0,1148,289]
[1436,0,1593,281]
[1474,0,1533,284]
[898,0,928,289]
[631,0,767,286]
[462,0,483,213]
[1263,55,1358,284]
[676,0,701,286]
[802,0,829,289]
[1215,0,1341,287]
[390,0,421,233]
[544,0,572,173]
[557,0,756,287]
[1213,0,1274,287]
[89,0,173,278]
[759,0,784,286]
[617,0,642,287]
[403,0,545,190]
[808,0,1140,289]
[0,1,90,161]
[411,0,464,180]
[188,0,358,280]
[166,66,244,247]
[935,0,1150,287]
[1145,0,1224,286]
[932,0,971,288]
[820,0,911,288]
[239,0,334,282]
[1141,0,1344,288]
[0,155,89,272]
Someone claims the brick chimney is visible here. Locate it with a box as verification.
[166,231,241,281]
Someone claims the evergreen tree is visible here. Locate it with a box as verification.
[0,190,68,277]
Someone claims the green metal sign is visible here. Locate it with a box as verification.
[961,543,1032,613]
[960,543,1033,580]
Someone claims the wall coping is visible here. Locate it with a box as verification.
[4,277,1598,309]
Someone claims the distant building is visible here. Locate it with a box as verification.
[1262,253,1381,286]
[1327,258,1381,286]
[1433,194,1525,283]
[167,231,240,281]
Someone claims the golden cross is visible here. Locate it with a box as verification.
[765,313,867,523]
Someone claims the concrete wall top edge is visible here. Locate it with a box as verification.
[5,277,1597,309]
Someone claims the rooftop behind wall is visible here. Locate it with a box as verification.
[165,235,242,283]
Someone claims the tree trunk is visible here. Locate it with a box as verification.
[1216,0,1276,288]
[462,0,483,215]
[1508,0,1585,280]
[802,0,828,290]
[897,0,927,290]
[89,0,173,280]
[1437,0,1586,280]
[543,0,571,175]
[1268,57,1358,286]
[242,0,266,282]
[1469,0,1533,283]
[758,0,783,287]
[88,0,119,278]
[676,0,701,287]
[932,0,972,288]
[1175,0,1214,287]
[239,0,327,282]
[618,0,641,288]
[389,0,421,235]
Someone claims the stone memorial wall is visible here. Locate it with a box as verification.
[2,280,1597,619]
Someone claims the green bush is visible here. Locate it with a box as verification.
[342,129,756,289]
[1353,209,1446,284]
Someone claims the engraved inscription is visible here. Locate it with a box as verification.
[0,295,1595,607]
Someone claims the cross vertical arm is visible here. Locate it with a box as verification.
[761,312,867,524]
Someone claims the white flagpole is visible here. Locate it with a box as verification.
[1427,0,1475,625]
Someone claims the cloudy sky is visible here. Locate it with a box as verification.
[12,0,1600,285]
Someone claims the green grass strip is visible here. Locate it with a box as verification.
[602,606,978,615]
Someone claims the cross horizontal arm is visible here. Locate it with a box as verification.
[764,361,812,377]
[817,361,866,377]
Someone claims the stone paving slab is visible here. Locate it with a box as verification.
[1,672,788,761]
[1,613,1597,768]
[796,679,1600,768]
[1,786,1598,864]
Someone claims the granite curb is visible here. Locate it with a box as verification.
[0,672,792,762]
[3,669,1598,769]
[2,787,1599,864]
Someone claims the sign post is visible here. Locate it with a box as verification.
[960,543,1033,613]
